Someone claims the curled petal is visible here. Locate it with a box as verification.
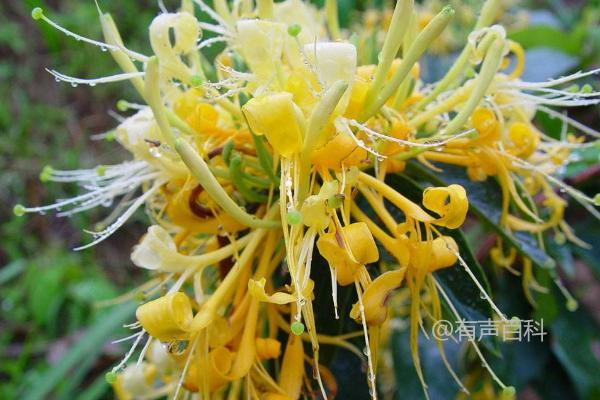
[470,107,500,143]
[311,130,367,170]
[350,268,406,325]
[248,278,296,304]
[242,93,304,157]
[317,222,379,286]
[423,184,469,229]
[149,12,199,82]
[131,225,186,271]
[136,292,193,341]
[509,122,539,158]
[411,236,459,272]
[184,346,234,393]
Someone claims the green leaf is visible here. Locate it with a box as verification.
[0,260,25,285]
[520,48,579,82]
[508,25,584,55]
[27,264,65,327]
[392,327,464,400]
[405,162,555,270]
[550,308,600,400]
[309,252,370,399]
[21,302,136,400]
[569,218,600,280]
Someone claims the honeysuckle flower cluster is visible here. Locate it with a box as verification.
[17,0,600,399]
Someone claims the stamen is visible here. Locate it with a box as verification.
[346,118,476,147]
[537,105,600,138]
[198,22,232,36]
[31,7,147,61]
[506,153,600,219]
[197,36,228,50]
[47,69,145,87]
[75,180,165,250]
[109,329,146,373]
[172,335,200,400]
[505,67,600,89]
[112,330,145,344]
[193,0,230,28]
[335,118,386,160]
[434,278,510,390]
[355,282,377,400]
[450,247,508,321]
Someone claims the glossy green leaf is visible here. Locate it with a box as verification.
[550,308,600,400]
[508,25,584,55]
[392,327,465,400]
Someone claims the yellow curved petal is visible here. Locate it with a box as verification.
[350,268,406,325]
[242,93,304,157]
[423,184,469,229]
[278,334,305,399]
[411,236,458,272]
[248,278,296,304]
[311,130,367,170]
[136,292,193,341]
[316,222,379,286]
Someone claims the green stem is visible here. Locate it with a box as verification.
[414,0,501,111]
[100,13,145,97]
[360,6,454,121]
[299,80,348,202]
[251,132,279,184]
[325,0,341,40]
[303,80,349,157]
[229,154,268,203]
[145,57,177,149]
[442,35,504,136]
[257,0,273,19]
[363,0,413,109]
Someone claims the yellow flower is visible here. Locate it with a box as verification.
[411,236,459,272]
[242,93,304,157]
[350,268,406,325]
[508,122,539,158]
[317,222,379,285]
[422,184,469,229]
[311,129,368,170]
[256,338,282,360]
[136,292,193,341]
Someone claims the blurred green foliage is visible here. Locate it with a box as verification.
[0,1,171,398]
